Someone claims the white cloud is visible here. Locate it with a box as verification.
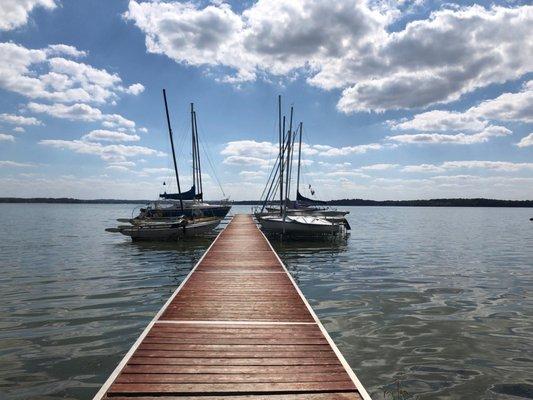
[360,163,399,171]
[125,83,145,95]
[0,42,143,104]
[140,167,173,174]
[39,139,165,161]
[442,160,533,172]
[105,165,131,172]
[0,0,56,31]
[0,134,15,142]
[402,164,445,173]
[387,125,511,145]
[125,1,533,112]
[220,140,386,167]
[13,127,25,133]
[0,113,42,126]
[139,127,148,133]
[517,133,533,148]
[46,44,87,58]
[325,170,370,178]
[337,6,533,112]
[403,160,533,173]
[390,81,533,136]
[222,155,270,166]
[390,110,487,132]
[470,80,533,123]
[221,140,278,158]
[0,160,35,167]
[317,143,384,156]
[82,129,140,142]
[239,170,266,180]
[27,102,136,130]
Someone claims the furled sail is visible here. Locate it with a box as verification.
[160,185,201,200]
[296,190,327,205]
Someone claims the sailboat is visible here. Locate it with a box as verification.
[136,102,231,221]
[256,96,347,237]
[106,89,224,241]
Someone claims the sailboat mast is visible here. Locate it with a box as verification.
[163,89,184,212]
[285,106,294,204]
[190,103,196,196]
[296,122,303,196]
[278,95,283,215]
[280,115,286,213]
[193,110,203,200]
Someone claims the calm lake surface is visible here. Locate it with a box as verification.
[0,204,532,399]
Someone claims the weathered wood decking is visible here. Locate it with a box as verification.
[94,214,370,399]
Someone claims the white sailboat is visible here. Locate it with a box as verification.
[106,90,222,241]
[255,96,347,238]
[106,217,220,241]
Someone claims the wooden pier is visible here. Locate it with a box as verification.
[94,214,370,399]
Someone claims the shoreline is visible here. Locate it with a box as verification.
[1,197,532,207]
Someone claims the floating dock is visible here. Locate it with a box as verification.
[94,214,370,399]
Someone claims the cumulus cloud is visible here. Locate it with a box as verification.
[239,170,267,180]
[222,155,270,167]
[470,80,533,123]
[220,139,385,165]
[317,143,384,156]
[27,102,136,130]
[517,133,533,148]
[403,160,533,173]
[82,129,140,142]
[39,139,165,162]
[13,127,25,133]
[125,1,532,112]
[140,167,174,174]
[46,44,87,58]
[402,164,445,173]
[0,113,42,126]
[390,81,533,137]
[0,0,56,31]
[0,134,15,142]
[388,125,511,145]
[125,83,145,95]
[360,163,399,171]
[221,140,278,158]
[0,42,143,104]
[390,110,487,132]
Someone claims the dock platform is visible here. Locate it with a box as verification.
[94,214,370,399]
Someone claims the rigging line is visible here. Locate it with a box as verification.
[259,156,282,212]
[298,123,317,195]
[259,156,279,202]
[194,115,226,198]
[199,139,226,198]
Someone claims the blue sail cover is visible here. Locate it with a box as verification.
[159,185,202,200]
[296,190,327,205]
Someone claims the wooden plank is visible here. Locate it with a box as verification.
[107,381,358,394]
[108,395,362,400]
[95,214,369,400]
[122,365,346,374]
[127,357,343,366]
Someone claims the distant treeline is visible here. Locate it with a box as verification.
[0,198,149,204]
[1,197,533,207]
[235,198,533,207]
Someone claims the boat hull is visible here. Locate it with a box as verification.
[115,219,221,241]
[258,216,345,237]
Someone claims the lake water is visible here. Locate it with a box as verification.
[0,204,532,399]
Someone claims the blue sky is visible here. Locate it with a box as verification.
[0,0,531,200]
